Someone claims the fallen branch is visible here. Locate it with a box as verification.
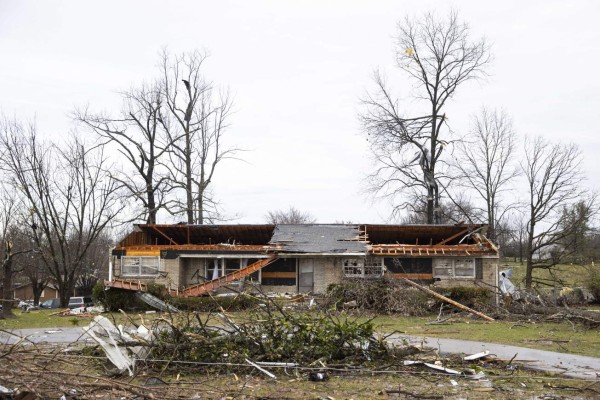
[401,278,495,322]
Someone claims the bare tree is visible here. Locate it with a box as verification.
[0,119,126,307]
[497,212,527,262]
[361,11,490,224]
[266,207,316,224]
[554,200,598,265]
[399,194,481,224]
[18,250,50,306]
[522,136,591,288]
[75,232,113,295]
[160,50,238,224]
[0,190,32,318]
[452,108,519,241]
[74,83,172,224]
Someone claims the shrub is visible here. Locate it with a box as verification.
[586,268,600,304]
[432,286,492,308]
[168,294,261,312]
[92,281,150,312]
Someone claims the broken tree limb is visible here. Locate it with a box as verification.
[400,278,495,322]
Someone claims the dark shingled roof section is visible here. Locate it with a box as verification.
[269,224,367,253]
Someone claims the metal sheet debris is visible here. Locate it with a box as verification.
[463,350,490,360]
[83,316,154,376]
[135,292,179,312]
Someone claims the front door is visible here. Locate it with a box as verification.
[298,259,314,293]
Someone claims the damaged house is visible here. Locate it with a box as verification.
[106,223,499,296]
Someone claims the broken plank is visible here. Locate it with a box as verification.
[401,278,495,322]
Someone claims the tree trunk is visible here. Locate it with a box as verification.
[31,280,46,305]
[146,183,157,224]
[426,189,434,224]
[59,279,76,308]
[1,258,15,318]
[186,135,193,224]
[525,223,535,288]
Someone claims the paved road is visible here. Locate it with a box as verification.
[2,328,598,380]
[396,334,600,380]
[0,327,93,346]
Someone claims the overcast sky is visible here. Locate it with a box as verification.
[1,0,599,224]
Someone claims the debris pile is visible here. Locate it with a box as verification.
[325,278,433,315]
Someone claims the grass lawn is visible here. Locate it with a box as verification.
[500,261,594,288]
[0,309,160,330]
[0,309,86,329]
[372,314,600,358]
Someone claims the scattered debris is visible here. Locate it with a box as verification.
[0,385,14,395]
[403,360,461,375]
[308,371,329,382]
[82,315,153,376]
[135,292,179,313]
[463,350,490,360]
[245,358,276,379]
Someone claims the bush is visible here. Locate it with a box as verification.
[168,294,261,312]
[432,286,492,308]
[92,281,150,312]
[586,268,600,304]
[150,305,393,365]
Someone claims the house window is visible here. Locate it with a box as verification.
[342,259,363,277]
[433,258,475,278]
[343,258,384,278]
[122,256,161,276]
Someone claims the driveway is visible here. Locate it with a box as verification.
[2,327,599,380]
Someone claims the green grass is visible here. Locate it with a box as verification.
[500,261,593,288]
[372,315,600,358]
[0,309,83,329]
[0,309,159,330]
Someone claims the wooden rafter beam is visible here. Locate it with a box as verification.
[151,226,179,245]
[435,228,470,246]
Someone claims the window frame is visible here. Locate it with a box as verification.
[121,256,162,277]
[433,258,476,279]
[342,258,385,278]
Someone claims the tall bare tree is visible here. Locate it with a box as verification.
[266,207,316,224]
[0,119,126,306]
[74,83,172,224]
[18,249,50,306]
[0,190,32,318]
[522,136,591,288]
[160,50,238,224]
[361,11,490,223]
[452,108,519,241]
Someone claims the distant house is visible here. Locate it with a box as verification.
[106,223,499,296]
[13,279,59,302]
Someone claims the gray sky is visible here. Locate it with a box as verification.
[1,0,599,224]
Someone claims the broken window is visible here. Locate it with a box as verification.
[342,259,364,277]
[384,258,432,274]
[121,256,161,276]
[261,258,297,286]
[343,258,384,278]
[433,258,476,278]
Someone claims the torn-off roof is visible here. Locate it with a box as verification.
[269,224,366,253]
